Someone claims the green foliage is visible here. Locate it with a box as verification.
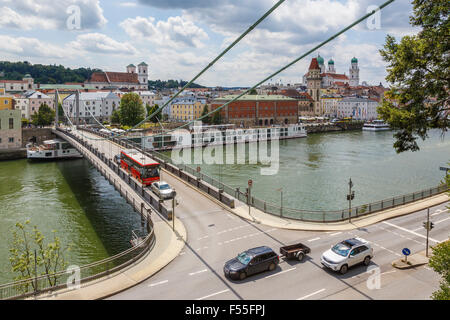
[429,239,450,300]
[8,221,70,291]
[378,0,449,153]
[211,108,222,125]
[118,93,145,127]
[21,118,29,127]
[201,104,211,124]
[148,79,205,90]
[111,109,120,124]
[248,88,258,95]
[0,61,100,84]
[146,103,162,123]
[31,103,55,126]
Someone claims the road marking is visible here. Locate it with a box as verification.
[197,235,209,240]
[297,288,326,300]
[189,269,208,276]
[264,267,296,279]
[381,270,396,275]
[382,221,441,243]
[436,216,450,224]
[179,252,186,256]
[148,280,168,287]
[329,232,342,236]
[432,208,448,216]
[308,237,321,242]
[196,289,230,300]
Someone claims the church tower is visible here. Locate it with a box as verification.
[138,62,149,86]
[307,58,322,115]
[327,58,335,73]
[126,64,136,74]
[349,57,359,86]
[317,54,325,73]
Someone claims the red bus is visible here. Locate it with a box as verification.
[120,149,160,186]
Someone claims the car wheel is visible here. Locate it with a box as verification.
[297,252,305,261]
[268,263,276,271]
[363,256,371,266]
[239,272,247,280]
[340,264,348,274]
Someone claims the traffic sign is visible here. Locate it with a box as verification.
[402,248,411,256]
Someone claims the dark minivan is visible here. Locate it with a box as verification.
[223,246,279,280]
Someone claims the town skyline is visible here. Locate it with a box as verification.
[0,0,419,87]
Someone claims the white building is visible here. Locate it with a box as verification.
[63,92,120,124]
[0,74,35,93]
[135,91,157,108]
[25,91,55,118]
[337,97,379,120]
[320,96,342,118]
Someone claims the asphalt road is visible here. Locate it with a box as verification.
[72,130,449,300]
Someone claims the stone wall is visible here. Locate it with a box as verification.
[0,148,26,161]
[22,128,56,147]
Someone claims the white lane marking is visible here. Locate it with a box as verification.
[179,252,186,256]
[189,269,208,276]
[329,232,342,237]
[196,289,230,300]
[435,216,450,224]
[381,270,396,276]
[297,288,326,300]
[308,237,321,242]
[432,208,448,216]
[264,267,296,279]
[197,235,209,240]
[382,221,441,244]
[148,280,168,287]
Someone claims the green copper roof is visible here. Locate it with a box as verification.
[127,64,136,68]
[328,59,334,65]
[351,57,358,63]
[138,62,148,66]
[317,55,324,65]
[23,74,32,78]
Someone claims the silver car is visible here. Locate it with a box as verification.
[151,181,174,200]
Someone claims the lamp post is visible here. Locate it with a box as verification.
[276,187,283,217]
[346,178,355,222]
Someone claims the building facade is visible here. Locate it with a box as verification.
[14,97,29,119]
[63,92,120,124]
[0,74,35,93]
[211,95,298,127]
[25,91,55,118]
[0,109,22,149]
[337,97,379,120]
[0,96,14,110]
[171,96,205,122]
[87,63,148,91]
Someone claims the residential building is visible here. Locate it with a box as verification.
[0,96,14,110]
[211,94,298,127]
[14,97,29,119]
[63,92,120,124]
[337,97,379,120]
[320,96,343,118]
[25,91,55,118]
[0,109,22,149]
[171,95,206,122]
[0,74,35,93]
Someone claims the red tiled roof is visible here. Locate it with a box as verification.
[89,72,139,84]
[0,80,28,84]
[298,92,314,101]
[321,73,349,80]
[309,58,320,70]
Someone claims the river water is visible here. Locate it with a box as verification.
[0,158,141,284]
[165,129,449,211]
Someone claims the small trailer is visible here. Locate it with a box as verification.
[280,243,311,261]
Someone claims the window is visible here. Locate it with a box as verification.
[9,118,13,129]
[8,137,14,143]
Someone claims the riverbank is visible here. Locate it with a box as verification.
[0,148,26,160]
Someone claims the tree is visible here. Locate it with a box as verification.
[8,221,70,292]
[429,239,450,300]
[211,108,222,124]
[146,103,162,123]
[31,103,55,126]
[118,92,145,127]
[201,104,211,124]
[378,0,449,153]
[248,88,258,95]
[111,109,120,124]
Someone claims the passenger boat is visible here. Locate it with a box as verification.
[141,123,307,150]
[26,139,83,160]
[362,120,390,131]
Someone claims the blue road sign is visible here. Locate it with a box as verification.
[402,248,411,256]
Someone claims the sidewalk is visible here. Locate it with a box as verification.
[166,167,448,231]
[36,215,186,300]
[392,249,430,269]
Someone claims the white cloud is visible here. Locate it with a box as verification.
[0,0,107,30]
[120,15,209,48]
[118,2,138,7]
[0,35,71,58]
[69,33,137,55]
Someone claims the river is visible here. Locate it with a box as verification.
[0,158,142,284]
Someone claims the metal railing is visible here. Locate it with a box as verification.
[82,127,449,223]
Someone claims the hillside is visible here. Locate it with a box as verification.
[0,61,101,84]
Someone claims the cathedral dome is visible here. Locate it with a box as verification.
[351,57,358,63]
[317,55,324,65]
[328,59,334,65]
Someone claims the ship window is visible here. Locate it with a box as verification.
[45,152,52,157]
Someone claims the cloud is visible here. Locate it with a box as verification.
[69,33,137,55]
[0,35,71,58]
[118,2,138,7]
[0,0,107,30]
[120,15,209,48]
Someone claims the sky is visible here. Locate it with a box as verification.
[0,0,419,87]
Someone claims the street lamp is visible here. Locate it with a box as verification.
[346,178,355,222]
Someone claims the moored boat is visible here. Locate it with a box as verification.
[27,139,83,160]
[362,120,390,131]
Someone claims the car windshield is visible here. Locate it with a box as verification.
[237,252,252,265]
[332,243,351,257]
[159,184,170,190]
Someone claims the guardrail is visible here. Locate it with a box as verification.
[0,129,159,300]
[80,127,448,223]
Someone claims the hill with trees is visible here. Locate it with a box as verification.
[148,79,206,90]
